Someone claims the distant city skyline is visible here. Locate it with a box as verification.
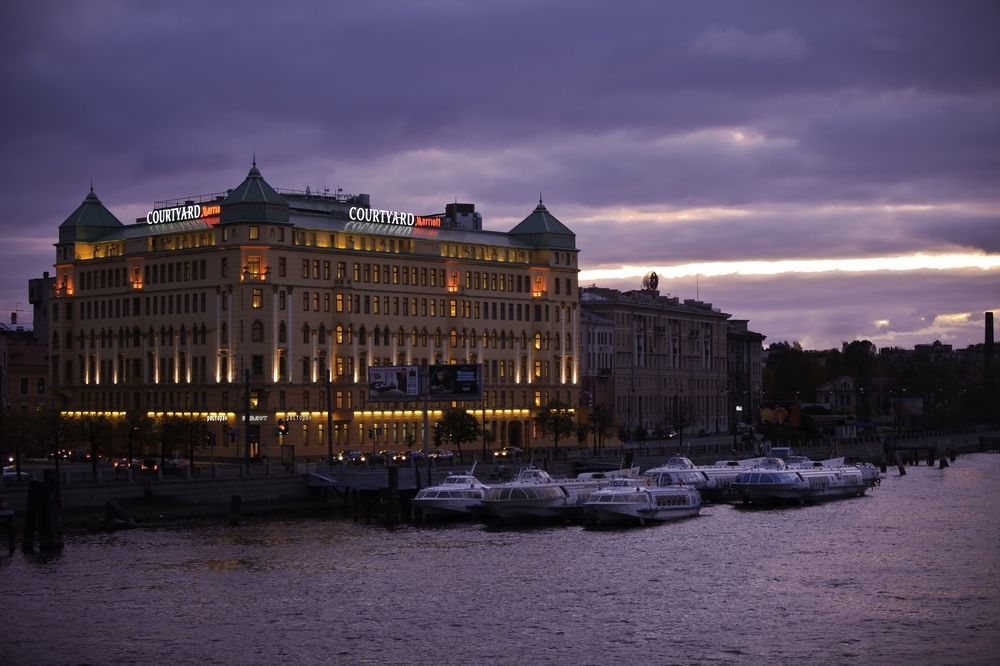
[2,1,997,351]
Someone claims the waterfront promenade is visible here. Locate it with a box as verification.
[1,427,992,531]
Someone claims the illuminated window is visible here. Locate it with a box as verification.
[249,226,260,241]
[251,289,263,309]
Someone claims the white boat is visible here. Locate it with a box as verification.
[412,469,492,520]
[582,477,701,526]
[480,466,621,523]
[642,456,758,502]
[730,457,869,504]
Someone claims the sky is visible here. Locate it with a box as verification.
[1,0,998,351]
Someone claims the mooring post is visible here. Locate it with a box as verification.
[386,466,399,526]
[228,495,242,526]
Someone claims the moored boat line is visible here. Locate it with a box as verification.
[412,464,493,520]
[581,477,701,526]
[479,465,638,524]
[730,457,871,504]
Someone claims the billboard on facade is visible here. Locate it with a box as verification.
[428,363,483,401]
[367,365,420,401]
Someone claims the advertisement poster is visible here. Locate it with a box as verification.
[367,365,420,401]
[428,363,482,400]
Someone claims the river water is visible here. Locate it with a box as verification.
[3,454,999,665]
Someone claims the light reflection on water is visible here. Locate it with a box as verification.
[3,454,1000,665]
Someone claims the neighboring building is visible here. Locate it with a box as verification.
[816,375,858,415]
[727,319,765,431]
[0,324,49,414]
[28,271,55,345]
[579,310,615,412]
[580,285,733,437]
[45,164,580,459]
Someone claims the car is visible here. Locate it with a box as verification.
[339,450,366,465]
[429,448,455,462]
[393,450,425,463]
[493,446,523,460]
[3,466,31,482]
[113,457,141,471]
[141,458,160,474]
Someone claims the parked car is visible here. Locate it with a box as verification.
[141,458,160,474]
[3,466,31,482]
[429,448,455,462]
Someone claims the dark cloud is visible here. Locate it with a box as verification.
[1,0,997,348]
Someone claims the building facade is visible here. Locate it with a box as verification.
[46,163,580,460]
[580,285,733,438]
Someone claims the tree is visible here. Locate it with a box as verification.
[38,405,69,477]
[1,408,31,481]
[116,409,152,470]
[77,414,111,480]
[175,414,207,475]
[434,409,481,463]
[534,400,574,456]
[587,404,614,452]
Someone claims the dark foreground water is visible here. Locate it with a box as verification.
[3,455,999,666]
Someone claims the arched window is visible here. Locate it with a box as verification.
[318,324,326,341]
[302,324,311,344]
[251,320,264,342]
[52,332,59,349]
[449,328,458,347]
[220,322,228,344]
[410,327,418,347]
[358,325,367,345]
[420,327,428,347]
[434,328,442,348]
[180,325,187,346]
[133,327,141,347]
[534,332,542,350]
[278,321,287,343]
[374,328,382,346]
[335,324,344,344]
[521,332,528,350]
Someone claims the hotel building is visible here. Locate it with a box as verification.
[46,163,580,459]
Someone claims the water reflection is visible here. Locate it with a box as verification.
[3,454,999,666]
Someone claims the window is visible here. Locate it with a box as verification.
[251,320,264,342]
[249,226,260,240]
[278,257,286,277]
[251,288,263,309]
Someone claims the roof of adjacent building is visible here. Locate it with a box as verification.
[508,200,576,249]
[222,161,288,207]
[59,187,123,240]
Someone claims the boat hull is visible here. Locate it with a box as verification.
[583,503,700,525]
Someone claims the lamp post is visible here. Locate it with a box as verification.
[326,368,334,467]
[243,364,251,471]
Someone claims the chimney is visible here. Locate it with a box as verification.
[986,311,995,388]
